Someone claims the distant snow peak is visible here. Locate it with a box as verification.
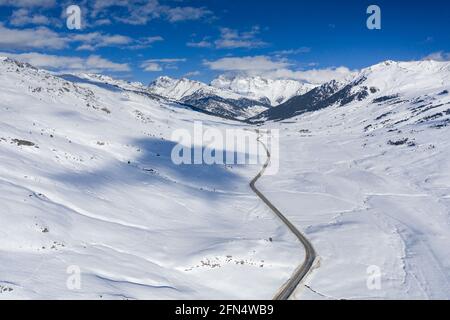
[0,56,38,71]
[250,59,450,122]
[148,76,269,120]
[148,76,207,101]
[211,75,316,106]
[147,74,319,120]
[152,75,175,86]
[76,73,145,91]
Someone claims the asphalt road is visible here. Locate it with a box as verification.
[250,132,317,300]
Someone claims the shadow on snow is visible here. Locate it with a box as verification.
[50,137,256,196]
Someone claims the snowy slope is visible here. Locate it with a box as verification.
[211,75,316,106]
[71,73,149,92]
[148,76,269,120]
[1,57,450,300]
[0,57,302,299]
[149,76,212,100]
[253,60,450,123]
[257,60,450,299]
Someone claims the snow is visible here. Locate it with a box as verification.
[149,75,317,109]
[357,60,450,93]
[148,76,269,120]
[211,75,316,106]
[257,60,450,299]
[1,56,449,300]
[75,73,147,92]
[0,57,301,299]
[149,76,245,101]
[149,76,209,100]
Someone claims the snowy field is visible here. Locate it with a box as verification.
[1,57,449,300]
[0,58,302,299]
[260,61,450,299]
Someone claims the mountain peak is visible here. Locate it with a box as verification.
[0,56,38,71]
[150,76,177,86]
[150,76,204,90]
[211,75,316,106]
[148,76,210,101]
[353,59,450,94]
[250,59,450,122]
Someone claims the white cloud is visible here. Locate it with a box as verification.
[128,36,164,50]
[0,0,212,27]
[204,56,290,71]
[0,23,67,50]
[73,33,163,51]
[93,18,112,26]
[166,6,212,22]
[204,55,357,84]
[189,26,268,50]
[10,8,57,26]
[263,66,358,84]
[145,58,187,63]
[187,40,213,48]
[272,47,311,56]
[0,0,56,8]
[72,32,133,51]
[0,24,162,51]
[215,26,267,49]
[109,0,163,25]
[140,58,186,72]
[423,51,450,61]
[90,0,212,25]
[0,51,130,72]
[184,71,201,77]
[142,62,162,72]
[85,55,130,72]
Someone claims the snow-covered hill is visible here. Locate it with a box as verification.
[252,60,450,123]
[211,75,316,106]
[257,60,450,299]
[69,73,149,92]
[148,76,269,120]
[0,57,300,299]
[1,56,450,300]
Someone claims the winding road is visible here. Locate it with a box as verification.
[250,131,317,300]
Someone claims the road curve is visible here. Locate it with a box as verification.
[250,131,317,300]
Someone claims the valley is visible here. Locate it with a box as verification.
[1,56,449,299]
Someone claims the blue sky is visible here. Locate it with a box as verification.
[0,0,449,84]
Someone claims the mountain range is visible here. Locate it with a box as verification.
[251,60,450,123]
[147,61,450,126]
[147,75,317,120]
[1,55,450,299]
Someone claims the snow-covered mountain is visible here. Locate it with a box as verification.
[1,56,450,300]
[258,60,450,299]
[70,73,149,92]
[0,56,298,299]
[147,75,318,120]
[251,60,450,123]
[148,76,269,120]
[148,76,209,100]
[211,75,316,106]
